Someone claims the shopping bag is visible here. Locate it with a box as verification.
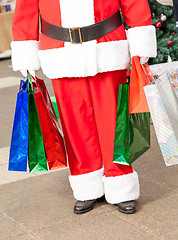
[113,83,150,165]
[155,73,178,141]
[149,61,178,97]
[8,78,28,171]
[28,76,48,172]
[129,56,150,113]
[144,73,178,166]
[31,76,67,170]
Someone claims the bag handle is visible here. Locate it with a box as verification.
[141,63,155,83]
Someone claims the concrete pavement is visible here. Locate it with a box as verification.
[0,58,177,240]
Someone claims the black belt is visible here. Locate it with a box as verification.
[41,10,122,44]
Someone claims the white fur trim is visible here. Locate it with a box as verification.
[59,0,96,77]
[97,41,130,73]
[38,40,130,79]
[127,25,157,58]
[11,40,40,71]
[103,171,140,204]
[59,0,95,28]
[56,1,131,78]
[69,168,104,201]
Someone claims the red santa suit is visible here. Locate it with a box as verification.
[11,0,157,204]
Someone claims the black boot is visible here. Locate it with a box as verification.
[118,200,136,214]
[74,195,105,214]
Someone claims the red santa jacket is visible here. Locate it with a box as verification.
[11,0,157,79]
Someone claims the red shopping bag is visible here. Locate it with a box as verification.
[129,56,150,114]
[31,75,67,170]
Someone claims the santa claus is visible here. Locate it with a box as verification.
[11,0,157,214]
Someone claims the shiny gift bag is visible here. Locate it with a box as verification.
[144,73,178,166]
[155,73,178,141]
[28,77,48,172]
[113,84,150,165]
[8,78,28,172]
[31,76,67,170]
[129,56,150,114]
[150,61,178,97]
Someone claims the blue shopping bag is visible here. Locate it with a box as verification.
[8,77,29,171]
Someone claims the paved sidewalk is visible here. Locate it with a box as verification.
[0,58,177,240]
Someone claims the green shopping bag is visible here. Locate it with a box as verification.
[28,75,48,172]
[113,83,150,165]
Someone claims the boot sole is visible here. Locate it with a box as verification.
[74,196,105,214]
[74,206,94,214]
[118,207,136,214]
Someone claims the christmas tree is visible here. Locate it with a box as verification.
[148,0,178,64]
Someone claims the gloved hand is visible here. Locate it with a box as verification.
[140,57,149,65]
[20,70,36,78]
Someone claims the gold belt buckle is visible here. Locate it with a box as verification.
[69,27,82,44]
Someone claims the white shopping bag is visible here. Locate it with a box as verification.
[144,73,178,166]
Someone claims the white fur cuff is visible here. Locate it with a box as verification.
[103,171,140,204]
[11,40,40,71]
[127,25,157,58]
[69,168,104,201]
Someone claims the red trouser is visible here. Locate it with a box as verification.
[52,70,139,203]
